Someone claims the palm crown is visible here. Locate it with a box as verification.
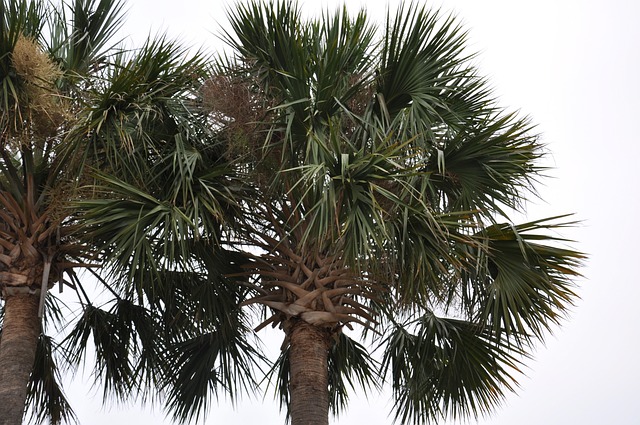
[178,1,583,424]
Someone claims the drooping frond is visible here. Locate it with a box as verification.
[381,311,527,425]
[478,216,584,341]
[327,332,381,416]
[63,304,135,399]
[25,334,77,425]
[160,316,264,424]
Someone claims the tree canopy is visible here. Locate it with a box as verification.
[1,0,258,423]
[0,1,584,424]
[187,2,583,424]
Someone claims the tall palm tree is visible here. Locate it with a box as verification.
[179,1,584,424]
[0,1,259,423]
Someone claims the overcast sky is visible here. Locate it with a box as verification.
[62,1,640,424]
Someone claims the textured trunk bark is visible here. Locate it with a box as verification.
[0,293,41,425]
[288,320,331,425]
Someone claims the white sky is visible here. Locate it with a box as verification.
[61,1,640,424]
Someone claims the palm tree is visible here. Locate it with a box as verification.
[0,1,259,423]
[181,1,584,424]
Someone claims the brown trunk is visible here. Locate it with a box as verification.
[0,293,41,425]
[288,319,331,425]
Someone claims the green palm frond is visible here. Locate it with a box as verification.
[381,311,526,425]
[61,297,162,402]
[74,174,199,284]
[63,304,135,399]
[110,298,164,395]
[223,1,378,166]
[132,246,248,320]
[426,113,542,217]
[224,0,308,101]
[377,3,490,135]
[312,7,375,121]
[328,332,381,416]
[161,324,263,424]
[0,0,46,39]
[61,297,163,403]
[62,261,261,418]
[386,210,476,307]
[68,35,210,177]
[145,253,263,423]
[25,334,77,425]
[46,0,126,77]
[68,35,240,274]
[479,216,584,341]
[74,155,242,290]
[41,293,71,336]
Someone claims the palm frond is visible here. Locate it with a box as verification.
[161,325,264,424]
[69,34,208,163]
[26,334,77,425]
[63,304,134,399]
[74,174,199,285]
[309,6,375,121]
[110,298,164,397]
[381,311,527,425]
[328,332,381,416]
[479,216,584,342]
[47,0,126,77]
[0,0,46,49]
[427,113,543,217]
[41,293,70,335]
[377,3,490,136]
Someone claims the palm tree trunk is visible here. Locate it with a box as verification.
[288,319,331,425]
[0,292,41,425]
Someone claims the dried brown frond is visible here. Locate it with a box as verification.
[201,74,271,160]
[346,73,375,117]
